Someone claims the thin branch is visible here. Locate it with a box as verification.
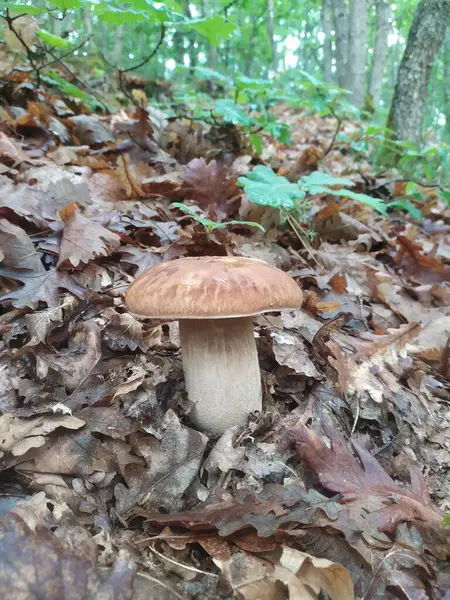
[39,35,91,70]
[102,25,165,106]
[322,103,342,157]
[46,47,109,111]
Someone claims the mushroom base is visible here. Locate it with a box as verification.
[179,317,262,436]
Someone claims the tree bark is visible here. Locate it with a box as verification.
[113,25,124,65]
[322,0,333,82]
[267,0,278,74]
[369,0,391,108]
[330,0,348,88]
[346,0,367,107]
[444,29,450,141]
[388,0,450,143]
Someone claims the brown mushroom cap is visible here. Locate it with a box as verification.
[125,256,303,319]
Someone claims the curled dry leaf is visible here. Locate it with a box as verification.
[0,413,85,466]
[271,330,322,378]
[214,546,353,600]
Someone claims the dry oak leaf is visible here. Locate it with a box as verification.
[0,268,86,309]
[0,221,85,308]
[102,307,150,352]
[115,410,208,515]
[289,424,443,534]
[0,514,136,600]
[214,546,353,600]
[0,413,85,466]
[57,210,121,268]
[182,157,230,213]
[145,482,341,538]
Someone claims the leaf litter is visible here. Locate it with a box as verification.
[0,74,449,600]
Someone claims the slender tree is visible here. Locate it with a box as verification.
[266,0,278,74]
[346,0,367,107]
[369,0,391,108]
[322,0,333,82]
[330,0,348,88]
[388,0,450,143]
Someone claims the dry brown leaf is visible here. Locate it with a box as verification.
[57,209,121,268]
[214,547,353,600]
[0,514,136,599]
[289,424,443,534]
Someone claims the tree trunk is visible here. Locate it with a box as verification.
[388,0,450,143]
[113,25,124,65]
[267,0,278,74]
[330,0,348,88]
[369,0,391,108]
[322,0,333,82]
[444,29,450,141]
[346,0,367,107]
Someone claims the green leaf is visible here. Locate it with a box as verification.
[213,99,254,127]
[187,15,235,45]
[172,203,264,232]
[235,75,269,92]
[36,29,70,49]
[299,171,356,195]
[49,0,83,8]
[94,5,149,25]
[188,66,231,85]
[443,513,450,527]
[387,199,423,221]
[0,2,46,15]
[405,181,417,195]
[238,166,306,211]
[44,71,91,102]
[332,189,387,215]
[438,189,450,205]
[249,133,263,154]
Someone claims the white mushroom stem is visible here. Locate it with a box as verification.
[179,317,262,436]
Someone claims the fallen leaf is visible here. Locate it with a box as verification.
[0,513,136,599]
[289,424,443,534]
[182,157,230,215]
[0,267,86,309]
[115,410,208,515]
[214,546,354,600]
[57,209,121,268]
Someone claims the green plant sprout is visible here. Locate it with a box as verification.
[171,203,265,233]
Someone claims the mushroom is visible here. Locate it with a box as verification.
[125,256,302,435]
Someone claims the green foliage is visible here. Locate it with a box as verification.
[172,203,265,232]
[238,166,306,212]
[186,16,236,45]
[36,29,71,49]
[213,99,254,127]
[239,167,388,220]
[444,513,450,527]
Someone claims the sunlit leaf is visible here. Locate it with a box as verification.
[36,29,70,49]
[187,15,236,45]
[213,99,254,126]
[239,166,306,210]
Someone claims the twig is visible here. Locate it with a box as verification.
[134,571,186,600]
[148,545,218,578]
[45,47,108,111]
[102,25,165,106]
[286,215,322,267]
[2,8,41,84]
[322,104,342,158]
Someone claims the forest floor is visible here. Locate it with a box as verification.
[0,79,449,600]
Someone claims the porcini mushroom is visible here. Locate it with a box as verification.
[125,256,302,435]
